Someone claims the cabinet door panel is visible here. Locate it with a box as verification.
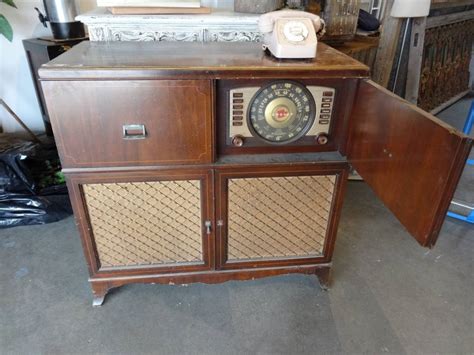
[42,80,213,168]
[216,164,348,269]
[67,169,214,277]
[348,80,472,247]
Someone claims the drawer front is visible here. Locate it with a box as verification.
[43,80,213,168]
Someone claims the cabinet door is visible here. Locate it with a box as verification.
[215,164,348,269]
[42,80,213,168]
[348,80,472,247]
[67,169,215,277]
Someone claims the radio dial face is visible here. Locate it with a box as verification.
[248,82,316,144]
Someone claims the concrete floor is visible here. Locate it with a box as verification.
[1,98,473,354]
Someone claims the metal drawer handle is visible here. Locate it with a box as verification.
[123,124,147,140]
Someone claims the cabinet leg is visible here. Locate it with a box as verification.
[91,282,112,307]
[315,267,331,290]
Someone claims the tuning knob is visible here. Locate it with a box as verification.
[232,135,244,147]
[316,133,329,145]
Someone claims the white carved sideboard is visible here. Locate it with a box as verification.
[77,7,261,42]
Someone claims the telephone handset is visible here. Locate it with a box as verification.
[259,10,325,59]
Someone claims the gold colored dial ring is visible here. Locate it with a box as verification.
[264,98,298,129]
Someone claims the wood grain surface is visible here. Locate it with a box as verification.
[39,41,370,80]
[42,79,213,168]
[348,80,472,247]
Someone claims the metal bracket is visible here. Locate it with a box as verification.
[205,220,212,235]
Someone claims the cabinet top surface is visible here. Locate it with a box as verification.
[39,41,370,80]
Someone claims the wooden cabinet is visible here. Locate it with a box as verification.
[40,41,472,306]
[66,163,346,305]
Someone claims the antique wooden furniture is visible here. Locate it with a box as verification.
[405,3,474,112]
[39,41,472,306]
[333,35,380,73]
[78,4,361,44]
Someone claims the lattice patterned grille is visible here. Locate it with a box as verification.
[227,175,336,261]
[83,180,203,267]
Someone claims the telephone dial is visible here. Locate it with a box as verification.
[259,10,326,59]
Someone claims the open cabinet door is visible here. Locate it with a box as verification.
[348,80,472,247]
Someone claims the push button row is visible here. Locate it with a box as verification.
[319,94,334,124]
[232,92,245,126]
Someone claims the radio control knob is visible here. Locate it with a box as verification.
[232,135,244,147]
[316,133,329,145]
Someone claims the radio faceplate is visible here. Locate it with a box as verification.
[228,82,336,147]
[217,78,357,156]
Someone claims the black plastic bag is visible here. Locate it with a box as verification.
[0,137,72,229]
[0,141,36,194]
[358,9,381,32]
[0,193,71,228]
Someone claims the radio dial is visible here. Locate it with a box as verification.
[248,81,316,144]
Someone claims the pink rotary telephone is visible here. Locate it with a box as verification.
[259,10,326,59]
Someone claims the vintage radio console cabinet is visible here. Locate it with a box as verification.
[40,42,472,306]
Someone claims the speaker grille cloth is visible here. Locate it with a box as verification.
[227,175,335,261]
[83,180,203,267]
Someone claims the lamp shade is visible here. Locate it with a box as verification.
[391,0,430,18]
